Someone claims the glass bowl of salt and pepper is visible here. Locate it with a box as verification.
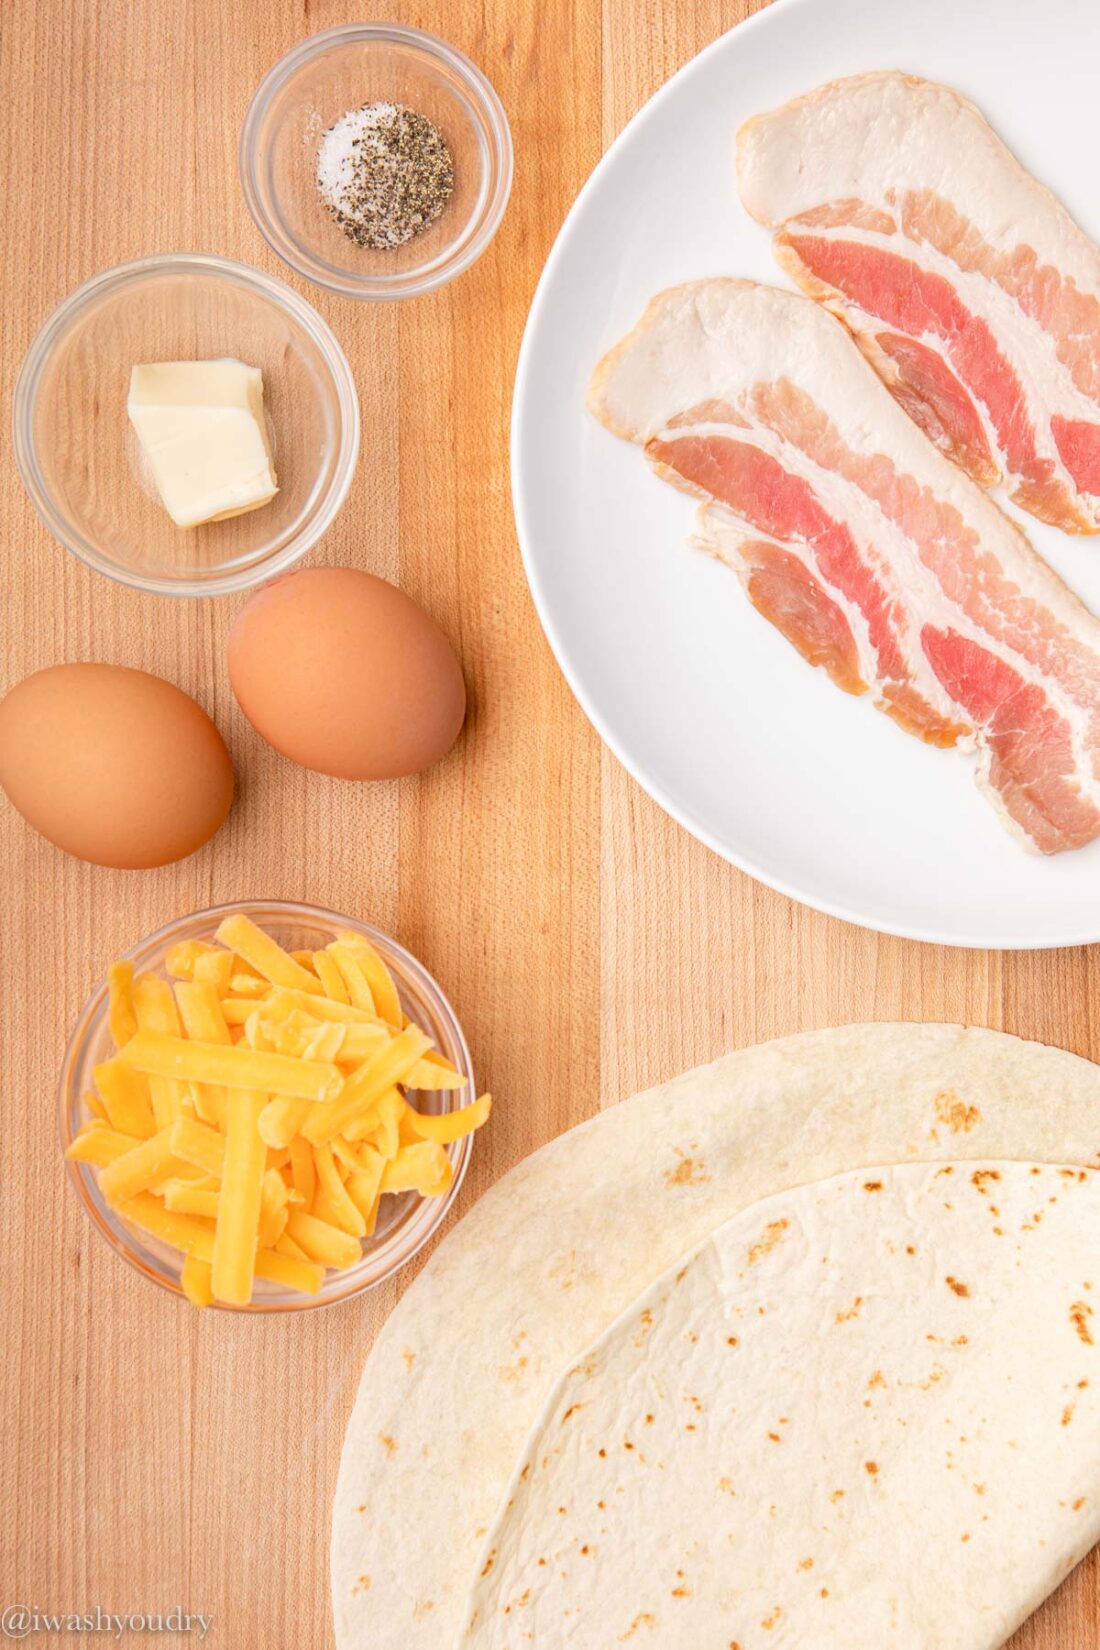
[240,23,513,302]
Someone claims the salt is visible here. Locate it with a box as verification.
[316,101,454,252]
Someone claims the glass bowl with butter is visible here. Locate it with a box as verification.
[59,901,481,1313]
[13,255,359,598]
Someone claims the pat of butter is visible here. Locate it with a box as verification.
[127,360,278,529]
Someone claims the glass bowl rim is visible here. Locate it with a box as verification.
[239,21,514,302]
[59,898,476,1313]
[12,252,361,599]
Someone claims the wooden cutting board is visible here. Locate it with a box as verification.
[0,1,1096,1645]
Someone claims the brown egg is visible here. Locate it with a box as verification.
[228,567,466,780]
[0,664,233,869]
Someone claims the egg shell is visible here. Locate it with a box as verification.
[0,663,234,869]
[228,566,466,780]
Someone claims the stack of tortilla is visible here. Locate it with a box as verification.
[331,1024,1100,1649]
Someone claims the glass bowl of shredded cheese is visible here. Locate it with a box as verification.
[59,901,483,1313]
[240,23,513,301]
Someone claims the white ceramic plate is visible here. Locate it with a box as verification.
[512,0,1100,948]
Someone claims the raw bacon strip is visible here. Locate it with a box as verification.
[588,280,1100,852]
[728,538,868,699]
[738,73,1100,533]
[873,332,998,488]
[652,429,963,746]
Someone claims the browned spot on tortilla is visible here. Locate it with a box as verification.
[378,1433,397,1455]
[974,1483,986,1496]
[761,1607,782,1630]
[401,1347,416,1369]
[865,1461,879,1476]
[749,1219,789,1264]
[480,1551,496,1577]
[520,1462,530,1481]
[971,1169,1001,1192]
[355,1504,366,1513]
[671,1587,691,1599]
[835,1296,863,1324]
[798,1557,814,1570]
[499,1351,531,1384]
[645,1413,655,1425]
[906,1244,917,1255]
[665,1149,710,1188]
[624,1439,635,1450]
[561,1404,583,1424]
[1080,1379,1090,1389]
[767,1432,781,1443]
[548,1254,577,1291]
[830,1488,845,1502]
[1074,1497,1087,1511]
[719,1476,736,1495]
[961,1533,971,1543]
[598,1448,607,1458]
[1062,1405,1075,1427]
[820,1588,830,1599]
[868,1370,887,1390]
[1071,1301,1095,1344]
[945,1276,971,1298]
[580,1546,592,1556]
[863,1179,883,1192]
[934,1090,981,1134]
[618,1615,655,1641]
[727,1336,739,1347]
[413,1599,435,1619]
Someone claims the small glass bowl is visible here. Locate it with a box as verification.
[13,255,359,598]
[240,23,513,301]
[59,900,476,1313]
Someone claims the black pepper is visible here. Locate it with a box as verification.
[316,101,455,252]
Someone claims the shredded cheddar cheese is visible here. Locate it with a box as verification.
[66,912,491,1307]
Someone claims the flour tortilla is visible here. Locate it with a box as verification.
[332,1024,1100,1648]
[458,1160,1100,1649]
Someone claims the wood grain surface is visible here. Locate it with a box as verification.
[1,2,1096,1646]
